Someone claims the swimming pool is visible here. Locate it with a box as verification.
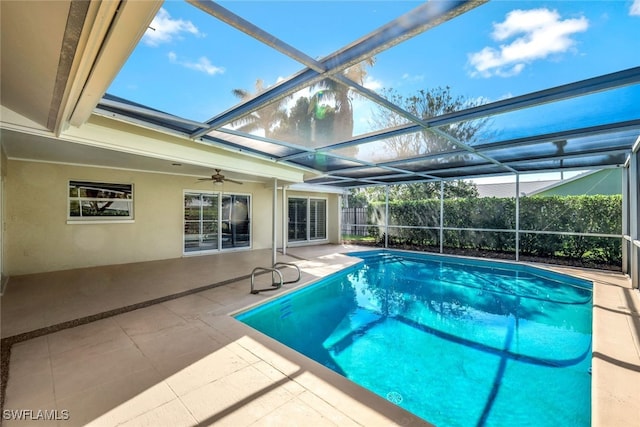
[236,250,592,426]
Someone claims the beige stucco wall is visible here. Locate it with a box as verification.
[328,192,341,244]
[4,160,279,275]
[4,160,340,275]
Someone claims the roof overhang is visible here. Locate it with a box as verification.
[0,0,162,134]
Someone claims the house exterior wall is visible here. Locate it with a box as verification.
[5,160,204,274]
[4,160,339,275]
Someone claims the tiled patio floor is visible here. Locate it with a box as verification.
[1,245,639,426]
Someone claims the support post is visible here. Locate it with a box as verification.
[272,178,277,267]
[440,180,444,254]
[622,166,629,275]
[515,173,520,262]
[630,147,639,289]
[385,185,389,249]
[337,193,342,244]
[282,185,287,256]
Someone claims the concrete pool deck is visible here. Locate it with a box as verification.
[1,245,638,426]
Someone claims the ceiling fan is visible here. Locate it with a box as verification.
[198,169,243,185]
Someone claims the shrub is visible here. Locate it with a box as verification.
[360,195,622,265]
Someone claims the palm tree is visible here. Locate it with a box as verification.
[231,59,374,148]
[308,58,376,144]
[230,79,289,138]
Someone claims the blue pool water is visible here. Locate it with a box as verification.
[236,250,592,426]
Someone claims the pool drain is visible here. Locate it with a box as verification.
[386,391,403,404]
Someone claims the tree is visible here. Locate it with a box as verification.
[345,190,369,208]
[390,181,478,200]
[275,96,312,142]
[371,86,489,161]
[350,179,478,204]
[275,95,338,145]
[350,86,488,202]
[230,79,289,138]
[232,59,374,148]
[306,58,376,145]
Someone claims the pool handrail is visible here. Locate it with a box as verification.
[250,262,301,294]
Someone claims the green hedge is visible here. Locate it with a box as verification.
[365,195,622,265]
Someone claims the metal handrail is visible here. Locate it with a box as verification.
[250,262,301,294]
[273,262,301,284]
[250,267,283,294]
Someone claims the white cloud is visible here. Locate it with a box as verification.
[143,8,202,47]
[631,0,640,16]
[168,52,225,76]
[363,75,383,91]
[401,73,425,82]
[468,8,589,78]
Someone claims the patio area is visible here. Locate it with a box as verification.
[1,245,639,426]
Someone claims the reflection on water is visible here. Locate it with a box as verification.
[237,251,592,427]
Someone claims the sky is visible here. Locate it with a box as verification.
[110,0,640,119]
[108,0,640,182]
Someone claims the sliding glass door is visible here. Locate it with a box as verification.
[184,193,219,253]
[288,197,327,243]
[184,191,250,254]
[288,198,307,242]
[221,194,250,249]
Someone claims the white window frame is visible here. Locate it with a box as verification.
[183,190,252,255]
[67,180,134,224]
[287,196,328,245]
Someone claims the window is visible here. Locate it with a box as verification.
[288,197,327,242]
[68,181,133,221]
[184,191,251,253]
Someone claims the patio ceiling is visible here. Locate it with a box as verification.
[4,1,637,188]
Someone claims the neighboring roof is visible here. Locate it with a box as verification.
[476,180,559,198]
[474,169,623,198]
[532,168,622,196]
